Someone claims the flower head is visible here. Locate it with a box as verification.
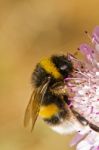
[66,26,99,150]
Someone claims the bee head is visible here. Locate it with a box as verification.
[52,55,73,78]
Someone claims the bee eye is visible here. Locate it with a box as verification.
[60,65,67,70]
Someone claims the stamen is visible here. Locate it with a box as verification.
[75,69,89,78]
[84,30,92,42]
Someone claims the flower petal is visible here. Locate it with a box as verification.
[92,26,99,44]
[77,141,93,150]
[80,44,93,55]
[70,133,85,146]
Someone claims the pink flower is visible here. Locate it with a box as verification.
[66,26,99,150]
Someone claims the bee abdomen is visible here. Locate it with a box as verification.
[42,90,65,107]
[44,110,69,126]
[44,116,60,125]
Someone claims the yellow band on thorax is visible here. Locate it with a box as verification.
[39,104,59,118]
[40,58,62,79]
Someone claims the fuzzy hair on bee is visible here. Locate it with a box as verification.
[24,54,88,134]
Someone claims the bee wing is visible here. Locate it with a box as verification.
[24,89,38,128]
[24,78,50,131]
[31,88,41,131]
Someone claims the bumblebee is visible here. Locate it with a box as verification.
[24,55,89,134]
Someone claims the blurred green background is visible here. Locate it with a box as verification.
[0,0,99,150]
